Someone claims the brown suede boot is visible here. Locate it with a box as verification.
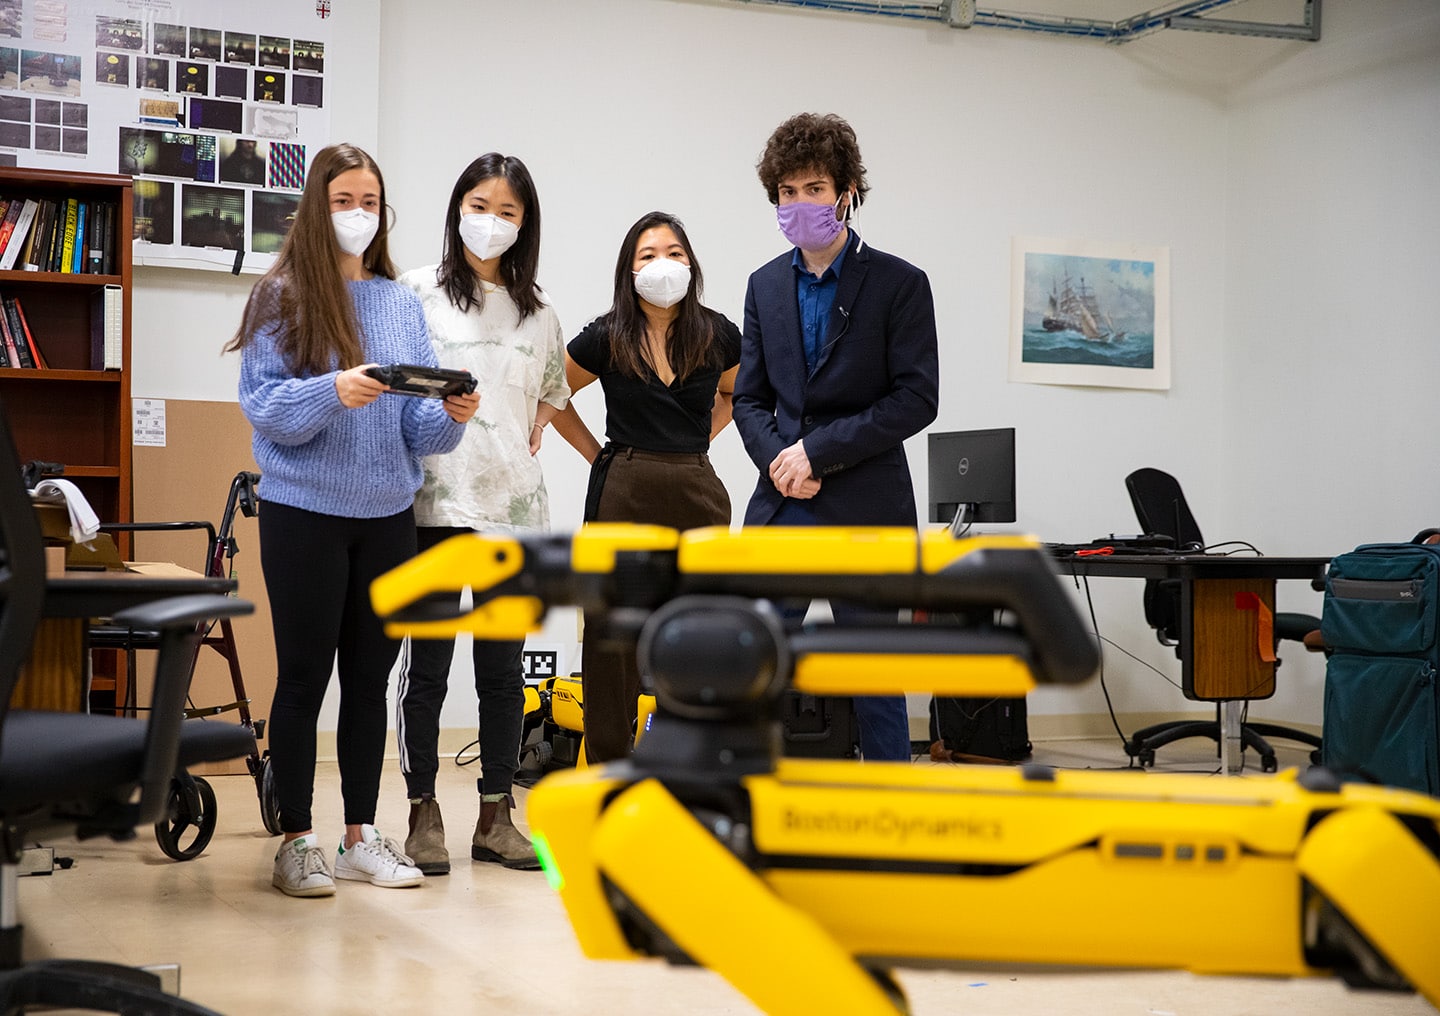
[471,794,540,870]
[405,795,449,876]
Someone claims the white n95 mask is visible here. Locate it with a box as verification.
[459,213,520,262]
[633,259,692,309]
[332,208,380,256]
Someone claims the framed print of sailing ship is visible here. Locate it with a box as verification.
[1009,236,1171,390]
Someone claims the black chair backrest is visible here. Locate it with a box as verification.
[1125,468,1204,551]
[0,401,48,724]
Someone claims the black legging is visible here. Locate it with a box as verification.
[397,525,525,800]
[259,501,416,834]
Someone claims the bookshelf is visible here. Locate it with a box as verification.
[0,167,133,545]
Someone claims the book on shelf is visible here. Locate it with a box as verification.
[18,200,43,271]
[1,298,34,368]
[11,297,45,368]
[91,284,123,370]
[43,199,64,272]
[103,202,117,275]
[0,301,18,367]
[23,199,52,272]
[0,296,21,368]
[49,199,67,272]
[0,198,38,271]
[0,199,22,266]
[86,200,105,273]
[71,201,87,274]
[59,198,78,274]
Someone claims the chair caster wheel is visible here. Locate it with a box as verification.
[1138,750,1156,768]
[1261,755,1278,773]
[155,774,217,861]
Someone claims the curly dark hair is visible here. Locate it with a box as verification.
[756,112,869,209]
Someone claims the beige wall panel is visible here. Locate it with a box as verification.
[132,399,272,778]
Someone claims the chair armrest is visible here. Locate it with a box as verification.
[99,520,217,543]
[112,593,250,631]
[1275,611,1321,645]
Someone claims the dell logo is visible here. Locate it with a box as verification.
[956,457,970,476]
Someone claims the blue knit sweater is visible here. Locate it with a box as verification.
[238,277,465,518]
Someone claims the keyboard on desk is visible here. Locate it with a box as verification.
[1045,534,1177,556]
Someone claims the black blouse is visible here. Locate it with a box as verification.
[568,310,741,454]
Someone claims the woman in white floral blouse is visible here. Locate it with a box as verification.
[395,152,569,876]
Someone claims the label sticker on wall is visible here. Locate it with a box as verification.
[133,398,167,447]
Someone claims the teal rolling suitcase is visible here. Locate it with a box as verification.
[1320,540,1440,795]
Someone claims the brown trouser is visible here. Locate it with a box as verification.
[581,447,730,763]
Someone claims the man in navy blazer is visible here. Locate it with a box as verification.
[734,112,939,761]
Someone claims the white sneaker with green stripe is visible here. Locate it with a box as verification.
[272,833,336,898]
[334,824,424,888]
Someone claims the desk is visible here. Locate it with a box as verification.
[14,563,236,712]
[1053,552,1328,773]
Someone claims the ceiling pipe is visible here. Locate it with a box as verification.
[722,0,1322,43]
[1168,0,1320,40]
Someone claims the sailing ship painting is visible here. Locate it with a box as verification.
[1010,238,1170,390]
[1021,251,1155,370]
[1042,271,1125,343]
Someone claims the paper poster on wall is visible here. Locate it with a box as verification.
[133,397,166,446]
[1008,235,1171,391]
[0,1,331,274]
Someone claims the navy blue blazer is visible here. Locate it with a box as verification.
[733,231,939,526]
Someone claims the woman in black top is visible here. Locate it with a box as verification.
[551,210,740,762]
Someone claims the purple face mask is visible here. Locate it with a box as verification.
[777,196,845,251]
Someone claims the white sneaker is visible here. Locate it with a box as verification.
[272,834,336,898]
[334,825,424,888]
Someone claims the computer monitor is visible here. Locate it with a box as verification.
[927,427,1016,530]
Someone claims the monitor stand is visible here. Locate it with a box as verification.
[947,503,976,538]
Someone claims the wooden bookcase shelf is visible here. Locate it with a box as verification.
[0,167,133,540]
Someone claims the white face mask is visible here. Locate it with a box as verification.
[331,208,380,257]
[458,213,520,262]
[633,258,692,309]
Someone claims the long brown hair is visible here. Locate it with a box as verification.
[224,143,397,374]
[604,211,720,382]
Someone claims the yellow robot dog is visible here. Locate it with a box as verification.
[374,525,1440,1015]
[519,675,657,775]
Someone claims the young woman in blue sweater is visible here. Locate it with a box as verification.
[226,143,479,898]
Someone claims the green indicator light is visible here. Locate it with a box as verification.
[534,832,564,892]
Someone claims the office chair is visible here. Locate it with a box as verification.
[1123,467,1322,771]
[0,404,256,1015]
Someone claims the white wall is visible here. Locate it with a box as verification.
[1219,0,1440,725]
[130,0,1440,734]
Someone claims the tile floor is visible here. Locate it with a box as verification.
[15,734,1437,1016]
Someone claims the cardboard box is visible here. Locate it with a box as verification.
[33,502,125,570]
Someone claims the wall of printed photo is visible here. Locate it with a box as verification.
[0,0,331,272]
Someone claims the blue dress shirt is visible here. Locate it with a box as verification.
[792,232,848,375]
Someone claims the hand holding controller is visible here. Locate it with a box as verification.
[363,364,478,399]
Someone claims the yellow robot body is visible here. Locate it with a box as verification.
[519,674,658,773]
[377,525,1440,1015]
[531,762,1440,1004]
